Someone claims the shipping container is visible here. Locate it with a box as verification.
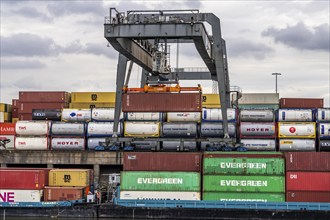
[284,152,330,171]
[278,122,316,138]
[200,122,236,138]
[123,152,202,172]
[43,186,85,201]
[280,98,323,109]
[19,102,69,114]
[19,91,70,103]
[0,189,43,202]
[51,122,85,136]
[12,118,19,123]
[237,104,279,110]
[203,192,285,202]
[0,123,15,135]
[319,140,330,151]
[240,139,276,151]
[162,141,197,151]
[12,99,19,108]
[318,123,330,139]
[317,108,330,122]
[51,137,85,150]
[125,141,159,151]
[15,136,49,150]
[61,109,91,122]
[0,169,46,189]
[277,109,314,122]
[202,94,220,108]
[0,103,12,112]
[15,120,50,136]
[120,191,201,200]
[0,135,15,150]
[87,122,122,137]
[203,152,284,158]
[234,93,279,104]
[203,157,284,175]
[239,109,275,122]
[87,137,109,150]
[239,122,276,138]
[91,108,123,121]
[167,112,201,122]
[121,171,200,191]
[162,122,198,138]
[286,191,330,203]
[69,102,115,109]
[71,92,116,103]
[122,93,202,112]
[18,113,32,121]
[202,108,237,122]
[125,112,164,121]
[203,175,285,193]
[286,172,330,191]
[279,139,315,151]
[32,109,61,121]
[11,108,18,118]
[124,121,160,137]
[48,169,90,187]
[0,112,11,122]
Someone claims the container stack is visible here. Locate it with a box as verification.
[202,152,285,202]
[316,108,330,151]
[285,152,330,202]
[120,152,202,200]
[15,120,50,150]
[0,123,15,150]
[0,103,12,122]
[11,99,19,123]
[277,109,316,151]
[239,109,276,151]
[70,92,116,109]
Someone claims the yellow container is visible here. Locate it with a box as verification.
[69,102,116,108]
[12,118,19,123]
[49,169,90,187]
[0,112,11,122]
[0,103,12,112]
[202,94,221,108]
[71,92,116,103]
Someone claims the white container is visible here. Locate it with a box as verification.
[202,108,236,122]
[51,122,85,136]
[279,139,316,151]
[0,189,43,202]
[87,122,122,137]
[61,108,91,122]
[124,122,160,137]
[233,93,279,104]
[239,109,275,122]
[162,141,197,151]
[240,122,276,137]
[240,139,276,151]
[167,112,201,122]
[51,137,85,150]
[92,108,123,121]
[125,141,159,151]
[0,135,15,150]
[87,137,108,150]
[120,191,200,201]
[277,109,313,122]
[317,108,330,122]
[200,122,236,138]
[162,122,198,138]
[125,112,163,121]
[278,122,316,138]
[15,137,49,150]
[318,123,330,139]
[15,121,50,136]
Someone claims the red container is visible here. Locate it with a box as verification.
[284,152,330,171]
[286,172,330,191]
[19,91,70,103]
[122,93,202,112]
[43,186,85,201]
[12,108,19,118]
[204,152,284,159]
[0,169,46,190]
[19,102,69,114]
[0,168,51,186]
[12,99,19,108]
[123,152,202,172]
[0,123,16,135]
[18,113,32,120]
[286,191,330,202]
[279,98,323,109]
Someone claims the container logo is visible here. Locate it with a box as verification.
[0,192,14,202]
[289,127,296,133]
[202,96,207,102]
[289,174,298,179]
[64,175,71,182]
[91,94,97,101]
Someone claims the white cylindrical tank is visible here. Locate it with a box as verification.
[317,108,330,122]
[240,139,276,151]
[318,123,330,139]
[278,122,316,138]
[87,122,122,137]
[167,112,201,122]
[162,141,197,151]
[162,122,198,138]
[125,112,163,121]
[279,139,315,151]
[120,191,200,200]
[51,137,85,150]
[51,122,85,136]
[239,109,275,122]
[15,137,49,150]
[200,122,236,138]
[15,121,50,136]
[202,108,237,122]
[61,109,91,122]
[0,190,43,202]
[240,122,276,137]
[91,108,115,121]
[277,109,314,122]
[124,122,160,137]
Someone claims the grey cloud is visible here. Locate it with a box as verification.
[85,43,117,59]
[12,76,40,89]
[262,22,330,52]
[227,39,274,60]
[1,60,46,69]
[47,1,105,16]
[12,6,52,22]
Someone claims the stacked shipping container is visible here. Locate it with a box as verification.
[317,108,330,151]
[0,103,12,122]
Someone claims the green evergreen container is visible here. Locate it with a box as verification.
[203,157,284,175]
[121,171,200,191]
[203,175,285,193]
[203,192,285,202]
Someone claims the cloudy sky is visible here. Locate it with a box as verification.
[1,0,329,107]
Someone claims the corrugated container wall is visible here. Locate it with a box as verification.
[19,91,70,103]
[203,192,285,202]
[43,187,85,201]
[280,98,323,109]
[0,169,46,190]
[71,92,116,103]
[286,191,330,203]
[233,93,279,104]
[286,172,330,191]
[48,169,90,187]
[284,152,330,171]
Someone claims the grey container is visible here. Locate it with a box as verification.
[125,141,159,151]
[319,140,330,152]
[200,122,236,138]
[162,141,197,151]
[32,109,62,121]
[239,109,275,122]
[162,122,198,138]
[51,122,85,136]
